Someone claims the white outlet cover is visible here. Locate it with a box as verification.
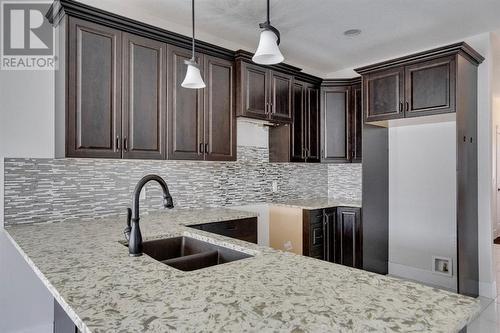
[272,181,278,193]
[432,256,453,277]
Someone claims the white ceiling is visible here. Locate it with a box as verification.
[81,0,500,77]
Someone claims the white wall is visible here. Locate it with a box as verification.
[388,122,457,291]
[0,0,56,327]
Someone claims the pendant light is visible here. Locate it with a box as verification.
[181,0,205,89]
[252,0,284,65]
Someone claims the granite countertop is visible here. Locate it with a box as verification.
[5,207,479,333]
[270,197,362,210]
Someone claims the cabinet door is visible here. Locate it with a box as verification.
[67,18,121,158]
[204,56,236,161]
[364,67,404,122]
[335,207,362,268]
[350,83,362,162]
[291,81,306,162]
[306,86,321,162]
[302,209,325,260]
[167,45,204,160]
[237,62,269,120]
[405,56,456,117]
[189,218,258,244]
[122,33,167,160]
[321,86,350,163]
[270,71,293,122]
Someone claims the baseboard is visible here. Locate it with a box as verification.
[10,322,52,333]
[479,280,497,299]
[389,262,457,292]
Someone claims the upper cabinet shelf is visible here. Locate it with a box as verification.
[355,42,484,123]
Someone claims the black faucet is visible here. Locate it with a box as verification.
[124,175,174,256]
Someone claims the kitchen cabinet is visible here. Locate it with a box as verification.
[363,67,404,122]
[405,56,456,117]
[333,207,362,268]
[168,47,236,161]
[356,42,484,295]
[321,86,349,162]
[270,205,362,269]
[54,301,79,333]
[168,45,205,160]
[269,81,320,163]
[63,16,236,161]
[362,56,456,122]
[320,80,362,163]
[304,207,362,269]
[204,55,237,161]
[236,61,292,123]
[188,217,258,244]
[122,33,167,160]
[351,83,362,162]
[302,209,324,259]
[66,18,122,158]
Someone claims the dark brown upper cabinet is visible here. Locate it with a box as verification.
[203,55,236,161]
[350,83,362,162]
[405,56,456,117]
[306,86,321,162]
[237,62,268,120]
[290,81,306,161]
[364,67,405,122]
[270,80,319,163]
[320,79,361,163]
[236,61,292,123]
[67,18,122,158]
[360,56,457,122]
[168,45,205,161]
[321,86,350,163]
[270,71,293,122]
[168,46,236,161]
[290,81,320,162]
[122,33,167,160]
[54,2,322,161]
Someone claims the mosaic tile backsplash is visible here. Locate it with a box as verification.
[4,146,362,225]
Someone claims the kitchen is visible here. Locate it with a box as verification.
[1,0,500,332]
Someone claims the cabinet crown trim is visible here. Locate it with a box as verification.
[235,51,322,84]
[321,77,361,87]
[47,0,235,60]
[354,42,484,75]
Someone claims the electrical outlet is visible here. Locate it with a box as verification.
[272,180,278,193]
[432,256,452,277]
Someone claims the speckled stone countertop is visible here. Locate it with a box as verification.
[270,197,362,210]
[5,207,479,333]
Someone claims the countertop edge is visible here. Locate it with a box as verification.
[3,229,92,333]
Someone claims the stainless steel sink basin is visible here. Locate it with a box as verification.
[138,236,253,271]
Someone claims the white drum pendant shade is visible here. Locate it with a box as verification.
[182,63,205,89]
[252,29,284,65]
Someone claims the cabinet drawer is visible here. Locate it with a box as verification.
[189,218,258,244]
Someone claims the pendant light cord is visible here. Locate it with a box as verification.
[191,0,195,61]
[266,0,270,24]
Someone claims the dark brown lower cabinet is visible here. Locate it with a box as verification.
[303,207,362,269]
[54,300,79,333]
[188,218,258,244]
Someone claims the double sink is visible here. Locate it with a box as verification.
[137,236,253,272]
